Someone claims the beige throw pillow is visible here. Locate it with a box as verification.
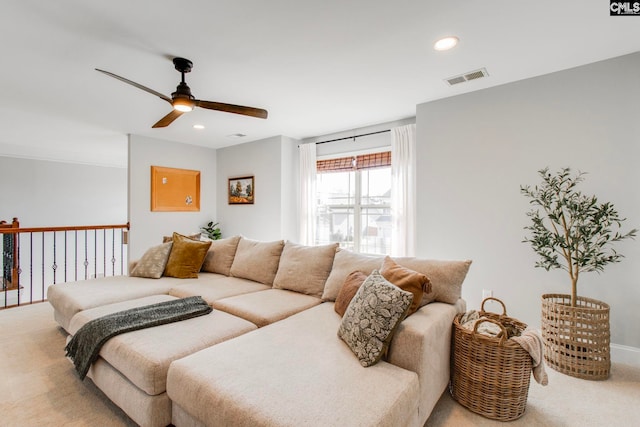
[163,233,212,279]
[229,238,285,285]
[130,242,173,279]
[272,242,338,298]
[338,270,413,367]
[321,249,384,301]
[201,235,241,275]
[391,257,472,305]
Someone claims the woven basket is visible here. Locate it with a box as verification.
[450,298,532,421]
[541,293,610,380]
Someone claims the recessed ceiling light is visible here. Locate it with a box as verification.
[193,124,205,130]
[434,36,459,51]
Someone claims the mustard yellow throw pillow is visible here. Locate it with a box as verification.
[164,232,212,278]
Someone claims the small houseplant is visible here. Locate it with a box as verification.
[200,221,222,240]
[521,167,636,380]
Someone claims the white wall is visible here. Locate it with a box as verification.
[128,135,217,260]
[0,156,126,226]
[216,135,300,241]
[280,136,299,242]
[416,52,640,350]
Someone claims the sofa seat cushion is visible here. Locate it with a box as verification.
[212,289,322,327]
[168,276,270,305]
[68,295,257,396]
[167,303,420,427]
[47,275,183,332]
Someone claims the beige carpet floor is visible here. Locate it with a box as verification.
[1,302,638,427]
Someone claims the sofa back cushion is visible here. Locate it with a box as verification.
[162,233,201,243]
[272,242,338,298]
[321,250,384,301]
[201,235,241,276]
[391,257,472,306]
[164,233,212,279]
[229,238,285,285]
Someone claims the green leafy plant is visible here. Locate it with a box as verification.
[200,221,222,240]
[521,167,637,306]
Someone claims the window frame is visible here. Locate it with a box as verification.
[315,149,391,255]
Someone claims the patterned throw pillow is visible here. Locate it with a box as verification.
[338,270,413,367]
[130,242,173,279]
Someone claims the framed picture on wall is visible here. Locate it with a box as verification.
[228,176,254,205]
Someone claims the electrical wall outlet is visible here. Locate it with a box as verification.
[482,289,493,300]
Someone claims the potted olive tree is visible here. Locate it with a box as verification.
[521,167,636,380]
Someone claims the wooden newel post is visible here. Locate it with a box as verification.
[1,217,20,291]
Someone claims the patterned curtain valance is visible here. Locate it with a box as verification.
[317,151,391,173]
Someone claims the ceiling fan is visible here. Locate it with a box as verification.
[96,57,268,128]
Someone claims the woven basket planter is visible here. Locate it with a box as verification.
[541,293,610,380]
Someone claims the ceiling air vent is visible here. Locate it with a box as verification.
[444,68,489,86]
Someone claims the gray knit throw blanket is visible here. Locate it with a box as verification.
[65,296,212,380]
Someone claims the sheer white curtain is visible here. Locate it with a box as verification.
[391,124,416,256]
[299,142,317,245]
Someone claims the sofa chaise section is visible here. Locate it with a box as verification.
[67,294,258,427]
[167,303,422,427]
[48,275,185,332]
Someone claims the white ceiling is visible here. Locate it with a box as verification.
[1,1,639,167]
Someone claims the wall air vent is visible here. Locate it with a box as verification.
[444,68,489,86]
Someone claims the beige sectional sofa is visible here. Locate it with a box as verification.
[47,235,471,427]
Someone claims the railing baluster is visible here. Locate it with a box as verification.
[64,231,67,283]
[111,228,116,276]
[94,229,97,279]
[74,230,78,282]
[120,229,124,275]
[52,231,57,285]
[84,230,88,280]
[41,233,45,302]
[30,233,33,304]
[103,229,106,278]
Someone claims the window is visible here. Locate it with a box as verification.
[315,152,391,255]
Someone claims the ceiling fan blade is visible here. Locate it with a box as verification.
[95,68,172,104]
[195,100,268,119]
[152,110,184,128]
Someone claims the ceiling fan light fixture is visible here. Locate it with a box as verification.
[173,98,195,112]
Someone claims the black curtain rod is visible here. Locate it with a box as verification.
[313,129,390,146]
